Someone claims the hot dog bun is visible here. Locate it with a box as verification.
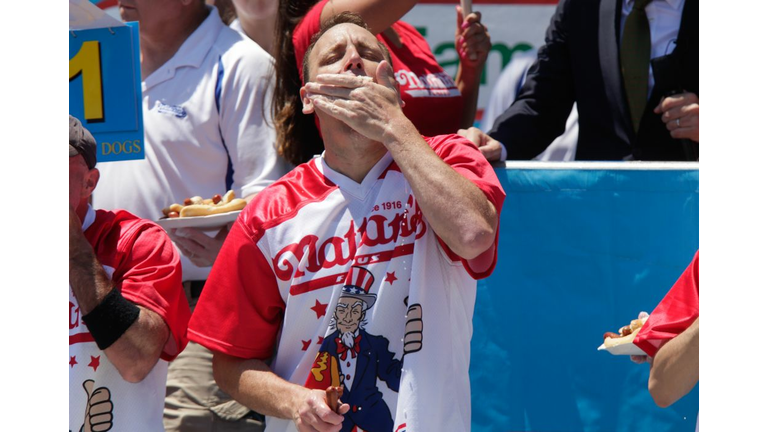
[603,316,648,348]
[179,198,246,217]
[161,190,244,219]
[223,190,235,204]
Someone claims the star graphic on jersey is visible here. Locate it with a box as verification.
[385,271,398,285]
[69,356,77,368]
[317,336,324,345]
[310,300,328,319]
[301,339,311,351]
[88,355,101,372]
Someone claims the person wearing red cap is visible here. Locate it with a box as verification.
[187,13,504,432]
[69,116,191,432]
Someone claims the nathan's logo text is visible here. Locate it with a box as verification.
[70,302,81,330]
[273,206,426,281]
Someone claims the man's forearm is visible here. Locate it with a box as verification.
[382,119,497,259]
[455,64,482,129]
[70,235,169,382]
[69,235,114,314]
[212,353,307,420]
[648,317,699,408]
[104,307,170,382]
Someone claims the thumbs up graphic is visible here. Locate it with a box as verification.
[403,304,423,355]
[80,380,113,432]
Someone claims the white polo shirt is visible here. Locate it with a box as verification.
[94,6,292,280]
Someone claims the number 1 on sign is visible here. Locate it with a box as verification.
[69,41,104,122]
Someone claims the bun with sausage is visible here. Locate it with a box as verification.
[603,316,648,348]
[161,190,246,219]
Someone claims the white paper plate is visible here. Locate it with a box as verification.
[156,210,240,230]
[597,341,645,356]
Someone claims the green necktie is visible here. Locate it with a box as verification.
[621,0,653,133]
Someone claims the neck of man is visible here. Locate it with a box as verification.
[238,13,276,57]
[139,6,209,79]
[321,126,388,184]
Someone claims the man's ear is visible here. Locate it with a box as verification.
[84,168,100,199]
[300,86,315,114]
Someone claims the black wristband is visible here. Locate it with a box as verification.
[81,289,140,350]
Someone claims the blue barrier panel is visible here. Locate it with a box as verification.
[471,162,699,432]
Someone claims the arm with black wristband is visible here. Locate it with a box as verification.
[69,206,171,383]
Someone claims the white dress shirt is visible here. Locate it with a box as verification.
[620,0,686,94]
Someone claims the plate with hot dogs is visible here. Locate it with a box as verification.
[597,315,648,356]
[156,190,246,230]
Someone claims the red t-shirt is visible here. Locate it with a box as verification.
[634,250,699,357]
[82,209,191,361]
[293,0,465,137]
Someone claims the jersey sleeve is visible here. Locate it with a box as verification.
[187,217,286,360]
[115,221,191,362]
[634,250,699,357]
[293,0,328,84]
[219,40,293,199]
[429,134,506,279]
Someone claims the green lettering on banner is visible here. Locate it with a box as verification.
[489,42,534,68]
[435,42,535,85]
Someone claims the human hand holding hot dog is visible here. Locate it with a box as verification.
[293,388,349,432]
[626,312,652,364]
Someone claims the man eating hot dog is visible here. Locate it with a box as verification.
[186,12,505,432]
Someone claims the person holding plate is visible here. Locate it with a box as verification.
[91,1,291,430]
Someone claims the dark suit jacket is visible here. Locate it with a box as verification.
[489,0,698,161]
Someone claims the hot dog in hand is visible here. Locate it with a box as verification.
[325,386,343,414]
[603,316,648,348]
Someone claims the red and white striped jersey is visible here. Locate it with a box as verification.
[189,135,504,432]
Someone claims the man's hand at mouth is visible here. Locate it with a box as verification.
[305,61,411,144]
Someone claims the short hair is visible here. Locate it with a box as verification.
[302,11,392,84]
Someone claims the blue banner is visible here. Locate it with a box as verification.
[69,22,144,162]
[471,165,699,432]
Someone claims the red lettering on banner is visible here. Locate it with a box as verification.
[69,302,80,330]
[273,205,425,282]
